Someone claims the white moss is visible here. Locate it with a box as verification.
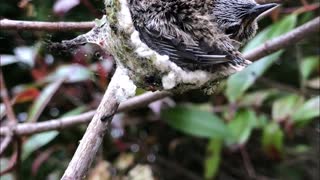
[118,0,134,33]
[162,72,176,89]
[114,67,137,102]
[130,31,155,57]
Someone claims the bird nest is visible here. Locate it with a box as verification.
[53,0,250,94]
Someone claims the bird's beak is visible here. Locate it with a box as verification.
[250,3,279,19]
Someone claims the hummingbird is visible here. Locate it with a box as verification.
[128,0,278,71]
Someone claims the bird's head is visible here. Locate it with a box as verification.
[211,0,278,43]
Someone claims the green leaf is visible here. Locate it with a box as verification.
[243,14,298,53]
[227,110,257,145]
[27,79,64,122]
[298,12,315,25]
[226,15,298,102]
[135,88,147,96]
[205,138,222,179]
[272,95,304,122]
[22,131,59,160]
[300,56,320,81]
[242,28,271,54]
[262,122,284,157]
[255,114,269,128]
[226,51,282,102]
[0,158,14,180]
[293,96,320,125]
[162,106,229,138]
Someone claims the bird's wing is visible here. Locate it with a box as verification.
[135,25,232,66]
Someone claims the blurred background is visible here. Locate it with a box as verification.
[0,0,319,179]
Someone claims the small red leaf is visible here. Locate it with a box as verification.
[14,88,40,103]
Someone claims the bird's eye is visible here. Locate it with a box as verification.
[225,24,241,35]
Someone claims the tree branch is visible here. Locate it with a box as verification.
[244,16,320,61]
[0,91,171,136]
[61,67,136,179]
[0,19,95,32]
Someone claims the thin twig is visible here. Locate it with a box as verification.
[0,152,18,176]
[0,71,17,155]
[0,91,171,136]
[0,111,95,136]
[118,91,172,112]
[282,3,320,14]
[240,146,256,179]
[258,77,305,95]
[244,16,320,61]
[0,71,17,123]
[0,138,21,176]
[0,19,95,32]
[0,134,13,155]
[0,72,21,176]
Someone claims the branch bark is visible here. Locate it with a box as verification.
[0,71,17,124]
[0,19,95,32]
[0,91,171,136]
[61,67,136,179]
[0,71,17,155]
[244,16,320,61]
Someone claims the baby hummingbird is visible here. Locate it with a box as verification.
[128,0,278,71]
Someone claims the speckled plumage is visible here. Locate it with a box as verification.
[128,0,277,70]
